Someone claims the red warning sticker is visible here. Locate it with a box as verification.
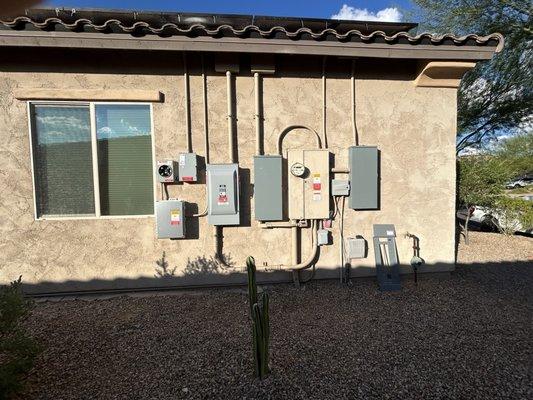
[170,209,181,225]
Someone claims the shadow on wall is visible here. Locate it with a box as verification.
[18,253,521,296]
[156,251,237,278]
[18,259,533,297]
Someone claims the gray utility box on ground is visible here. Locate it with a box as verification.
[178,152,198,182]
[155,200,185,239]
[206,164,240,226]
[349,146,379,210]
[253,155,283,221]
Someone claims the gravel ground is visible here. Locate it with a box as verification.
[21,231,532,399]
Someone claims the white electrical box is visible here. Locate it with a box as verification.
[332,179,350,196]
[287,149,330,220]
[157,160,178,183]
[317,229,330,246]
[346,236,367,259]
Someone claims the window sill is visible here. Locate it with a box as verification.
[36,214,154,221]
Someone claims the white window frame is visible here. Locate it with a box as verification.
[27,101,157,221]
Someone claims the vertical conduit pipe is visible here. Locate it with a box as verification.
[183,52,192,153]
[254,72,263,156]
[322,56,328,149]
[202,54,210,164]
[215,69,237,265]
[351,59,358,146]
[226,70,236,163]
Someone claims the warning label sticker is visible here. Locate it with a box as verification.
[218,185,229,205]
[170,209,181,225]
[312,173,321,191]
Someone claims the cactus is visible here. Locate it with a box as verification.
[246,256,270,379]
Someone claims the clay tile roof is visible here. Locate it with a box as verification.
[0,8,504,52]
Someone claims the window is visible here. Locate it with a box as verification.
[30,103,154,218]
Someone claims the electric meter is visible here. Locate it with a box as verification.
[290,162,306,177]
[157,160,178,183]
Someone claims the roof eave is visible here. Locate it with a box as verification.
[0,30,500,61]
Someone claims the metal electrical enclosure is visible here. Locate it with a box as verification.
[253,155,283,221]
[348,146,379,210]
[156,160,178,183]
[156,200,185,239]
[178,153,198,182]
[206,164,240,226]
[288,149,330,219]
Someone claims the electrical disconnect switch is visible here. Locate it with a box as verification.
[156,200,186,239]
[178,152,198,182]
[206,164,240,226]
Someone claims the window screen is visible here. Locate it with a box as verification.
[95,104,154,216]
[31,105,95,217]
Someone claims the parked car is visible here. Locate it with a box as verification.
[506,175,533,189]
[457,198,533,234]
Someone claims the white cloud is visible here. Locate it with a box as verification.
[331,4,402,22]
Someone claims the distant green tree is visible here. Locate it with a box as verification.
[457,155,511,243]
[494,132,533,178]
[412,0,532,152]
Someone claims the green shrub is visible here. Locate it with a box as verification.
[0,277,40,399]
[493,197,533,235]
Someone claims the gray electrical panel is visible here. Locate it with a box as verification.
[178,152,198,182]
[254,155,283,221]
[156,200,185,239]
[206,164,240,226]
[348,146,379,210]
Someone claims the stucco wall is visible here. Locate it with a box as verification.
[0,51,458,293]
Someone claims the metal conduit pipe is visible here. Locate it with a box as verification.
[202,54,210,164]
[254,72,263,156]
[214,69,238,265]
[268,220,319,271]
[183,52,193,153]
[226,70,236,163]
[322,56,328,149]
[277,125,322,156]
[259,221,298,229]
[351,59,359,146]
[190,55,210,219]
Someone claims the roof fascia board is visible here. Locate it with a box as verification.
[0,31,497,61]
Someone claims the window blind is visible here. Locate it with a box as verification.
[32,105,95,217]
[95,104,154,216]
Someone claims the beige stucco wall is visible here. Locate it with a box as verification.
[0,52,458,293]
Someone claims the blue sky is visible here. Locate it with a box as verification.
[42,1,415,21]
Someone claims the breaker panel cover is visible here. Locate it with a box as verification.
[288,149,330,219]
[156,200,185,239]
[349,146,379,210]
[254,155,283,221]
[206,164,240,226]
